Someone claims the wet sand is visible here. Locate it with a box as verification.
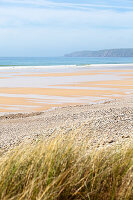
[1,69,133,76]
[13,71,102,77]
[57,78,133,89]
[0,67,133,112]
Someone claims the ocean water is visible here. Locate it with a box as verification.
[0,57,133,67]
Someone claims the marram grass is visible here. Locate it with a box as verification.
[0,133,132,200]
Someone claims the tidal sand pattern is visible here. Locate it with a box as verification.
[0,64,133,113]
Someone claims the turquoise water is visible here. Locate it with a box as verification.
[1,57,133,66]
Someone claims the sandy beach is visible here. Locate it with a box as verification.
[0,64,133,112]
[0,64,132,149]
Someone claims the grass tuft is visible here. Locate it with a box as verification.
[0,133,132,200]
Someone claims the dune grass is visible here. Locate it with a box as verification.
[0,133,132,200]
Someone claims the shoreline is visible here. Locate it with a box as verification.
[0,98,112,117]
[0,63,133,70]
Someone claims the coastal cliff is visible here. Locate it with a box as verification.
[65,48,133,57]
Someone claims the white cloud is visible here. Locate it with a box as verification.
[0,0,133,30]
[1,0,133,10]
[0,4,133,29]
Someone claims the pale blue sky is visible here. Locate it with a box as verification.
[0,0,133,56]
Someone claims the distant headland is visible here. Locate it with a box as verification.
[64,48,133,57]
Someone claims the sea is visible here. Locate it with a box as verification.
[0,57,133,67]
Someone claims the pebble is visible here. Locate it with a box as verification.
[0,97,133,150]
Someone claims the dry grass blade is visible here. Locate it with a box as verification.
[0,132,132,200]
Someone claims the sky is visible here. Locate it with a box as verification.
[0,0,133,56]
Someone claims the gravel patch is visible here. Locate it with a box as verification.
[0,97,133,150]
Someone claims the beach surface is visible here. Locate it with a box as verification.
[0,64,133,112]
[0,64,133,150]
[0,97,133,151]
